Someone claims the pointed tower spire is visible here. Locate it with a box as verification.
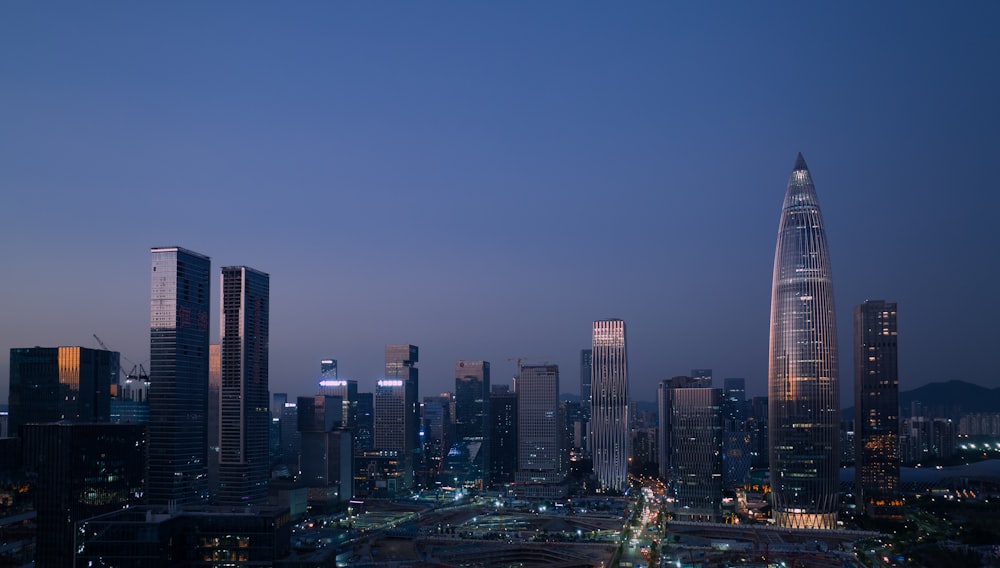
[793,152,809,172]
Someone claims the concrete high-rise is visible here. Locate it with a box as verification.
[591,319,629,493]
[768,154,840,529]
[217,266,270,506]
[148,246,211,505]
[854,300,900,516]
[516,364,561,483]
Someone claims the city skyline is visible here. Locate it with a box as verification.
[2,3,999,405]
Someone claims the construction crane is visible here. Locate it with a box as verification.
[93,333,148,386]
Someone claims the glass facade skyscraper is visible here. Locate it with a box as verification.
[217,266,270,506]
[768,154,840,530]
[591,319,629,493]
[670,387,724,522]
[854,300,900,516]
[516,364,561,483]
[149,246,211,505]
[454,360,490,442]
[8,346,115,435]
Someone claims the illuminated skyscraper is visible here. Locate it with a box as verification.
[148,246,211,505]
[854,300,900,517]
[217,266,270,506]
[768,154,840,529]
[591,319,629,493]
[384,344,419,468]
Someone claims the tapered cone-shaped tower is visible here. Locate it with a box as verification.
[768,153,840,530]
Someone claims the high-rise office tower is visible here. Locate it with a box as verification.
[149,246,211,506]
[591,319,629,493]
[270,392,286,467]
[454,360,490,486]
[319,375,358,430]
[355,392,374,452]
[22,423,146,567]
[8,346,115,435]
[374,378,411,492]
[516,364,561,483]
[657,376,702,485]
[454,360,490,442]
[207,343,221,495]
[768,154,840,530]
[722,378,746,430]
[722,378,751,487]
[320,359,337,381]
[217,266,270,506]
[670,387,724,522]
[489,385,517,485]
[384,344,419,479]
[691,369,713,387]
[748,396,769,468]
[854,300,900,516]
[579,349,592,453]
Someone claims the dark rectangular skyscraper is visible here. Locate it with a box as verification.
[217,266,270,506]
[671,387,724,522]
[22,423,146,567]
[455,360,490,441]
[148,246,211,505]
[517,364,560,483]
[489,385,517,485]
[854,300,900,516]
[8,346,115,434]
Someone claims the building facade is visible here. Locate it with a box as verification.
[670,387,724,522]
[149,246,211,505]
[454,360,490,487]
[854,300,900,515]
[218,266,270,506]
[8,346,115,435]
[591,319,629,493]
[489,385,518,485]
[22,422,146,567]
[516,364,561,483]
[767,155,840,529]
[383,344,419,488]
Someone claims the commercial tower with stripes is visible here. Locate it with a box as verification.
[590,319,629,493]
[767,154,840,530]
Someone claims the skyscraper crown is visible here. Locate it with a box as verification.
[793,152,809,172]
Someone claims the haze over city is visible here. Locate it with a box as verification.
[2,2,998,404]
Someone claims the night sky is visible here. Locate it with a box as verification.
[2,2,998,405]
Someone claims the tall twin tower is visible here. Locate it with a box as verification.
[768,153,840,530]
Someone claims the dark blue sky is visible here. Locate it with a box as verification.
[2,2,998,404]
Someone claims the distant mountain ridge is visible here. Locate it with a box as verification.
[843,379,1000,421]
